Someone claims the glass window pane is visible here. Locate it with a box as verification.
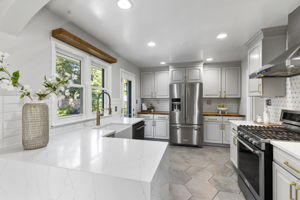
[56,55,81,84]
[91,67,104,87]
[92,89,104,113]
[57,87,83,117]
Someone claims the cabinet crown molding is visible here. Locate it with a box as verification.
[245,25,287,48]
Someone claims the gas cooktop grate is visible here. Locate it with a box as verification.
[239,125,300,141]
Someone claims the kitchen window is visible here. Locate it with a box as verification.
[56,53,84,117]
[91,64,105,113]
[52,40,112,126]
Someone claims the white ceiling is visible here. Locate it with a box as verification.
[47,0,300,67]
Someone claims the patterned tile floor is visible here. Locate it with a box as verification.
[168,145,246,200]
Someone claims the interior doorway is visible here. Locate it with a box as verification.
[120,69,136,118]
[123,79,132,117]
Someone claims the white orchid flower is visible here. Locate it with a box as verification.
[65,89,70,97]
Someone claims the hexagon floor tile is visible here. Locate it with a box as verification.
[168,145,245,200]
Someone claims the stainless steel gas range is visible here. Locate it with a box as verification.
[237,110,300,200]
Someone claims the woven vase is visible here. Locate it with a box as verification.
[22,103,49,150]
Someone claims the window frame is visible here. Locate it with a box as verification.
[51,39,112,126]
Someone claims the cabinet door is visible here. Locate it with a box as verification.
[186,67,202,82]
[155,71,169,98]
[141,72,155,98]
[203,67,222,98]
[144,120,154,138]
[204,122,222,143]
[222,67,240,98]
[222,123,231,144]
[170,68,185,83]
[248,44,262,96]
[273,162,299,200]
[154,120,168,139]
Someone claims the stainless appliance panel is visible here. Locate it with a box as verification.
[170,125,203,147]
[185,82,203,125]
[170,83,185,124]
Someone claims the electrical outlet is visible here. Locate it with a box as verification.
[266,99,272,106]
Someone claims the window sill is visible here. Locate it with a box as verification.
[51,114,113,128]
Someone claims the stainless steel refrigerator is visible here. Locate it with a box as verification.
[169,82,203,147]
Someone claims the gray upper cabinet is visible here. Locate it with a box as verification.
[141,71,169,98]
[203,67,222,98]
[141,72,155,98]
[246,26,287,97]
[222,67,241,98]
[203,64,241,98]
[169,65,203,83]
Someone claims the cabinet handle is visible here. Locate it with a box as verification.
[296,186,300,200]
[290,182,296,200]
[258,83,262,94]
[207,118,218,121]
[233,136,237,146]
[224,91,226,97]
[284,161,300,174]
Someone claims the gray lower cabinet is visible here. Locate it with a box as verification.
[138,114,169,139]
[204,116,244,145]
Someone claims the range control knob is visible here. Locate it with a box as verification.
[244,135,249,140]
[252,140,259,146]
[249,138,254,143]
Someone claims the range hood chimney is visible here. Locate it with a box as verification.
[250,5,300,78]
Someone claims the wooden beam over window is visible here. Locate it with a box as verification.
[52,28,117,64]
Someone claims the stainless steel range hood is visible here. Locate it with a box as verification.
[250,6,300,78]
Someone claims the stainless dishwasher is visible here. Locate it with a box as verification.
[132,121,145,139]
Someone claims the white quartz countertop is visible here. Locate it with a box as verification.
[0,117,168,183]
[271,140,300,159]
[229,120,262,126]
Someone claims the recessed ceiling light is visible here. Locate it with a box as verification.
[117,0,132,9]
[206,58,213,62]
[217,33,228,39]
[160,61,166,65]
[147,41,156,47]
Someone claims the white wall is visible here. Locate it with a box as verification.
[0,7,140,99]
[0,7,141,140]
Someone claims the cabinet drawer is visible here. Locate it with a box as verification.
[138,114,154,120]
[204,116,222,122]
[154,115,169,120]
[274,147,300,179]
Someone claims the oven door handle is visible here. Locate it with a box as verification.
[237,138,261,155]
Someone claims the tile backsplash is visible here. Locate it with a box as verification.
[267,75,300,124]
[141,99,169,111]
[0,96,125,141]
[203,98,240,113]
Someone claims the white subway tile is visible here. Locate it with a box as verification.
[3,112,22,121]
[3,96,23,104]
[3,104,22,113]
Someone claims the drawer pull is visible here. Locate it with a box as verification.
[290,182,296,200]
[284,161,300,174]
[208,118,218,121]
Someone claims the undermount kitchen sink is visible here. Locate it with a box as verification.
[93,123,132,138]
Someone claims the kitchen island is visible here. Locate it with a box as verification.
[0,118,169,200]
